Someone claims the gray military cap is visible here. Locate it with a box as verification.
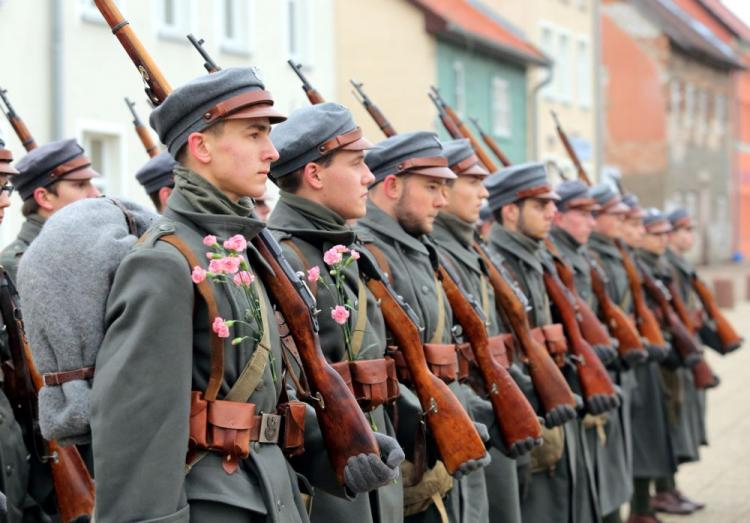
[365,131,455,184]
[135,152,176,194]
[622,193,646,219]
[483,162,559,213]
[269,102,372,181]
[13,139,100,201]
[555,179,599,212]
[441,139,489,177]
[667,207,694,230]
[0,138,18,176]
[590,182,628,215]
[643,208,673,234]
[150,67,287,157]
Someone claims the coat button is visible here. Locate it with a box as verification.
[158,224,172,232]
[5,465,12,476]
[421,285,429,294]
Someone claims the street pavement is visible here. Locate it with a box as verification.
[659,300,750,523]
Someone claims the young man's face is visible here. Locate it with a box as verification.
[443,175,489,224]
[0,175,10,225]
[517,198,556,240]
[641,231,668,255]
[203,117,279,201]
[669,226,694,253]
[555,208,595,244]
[594,212,625,240]
[394,174,448,235]
[316,150,374,220]
[46,177,101,214]
[621,217,645,247]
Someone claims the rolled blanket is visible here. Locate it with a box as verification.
[17,197,157,444]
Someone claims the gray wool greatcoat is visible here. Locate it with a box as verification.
[485,223,599,523]
[267,192,404,523]
[431,212,522,523]
[356,200,490,523]
[91,174,310,523]
[0,213,44,284]
[551,227,634,516]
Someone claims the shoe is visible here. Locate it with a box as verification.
[626,512,663,523]
[673,489,706,511]
[650,491,694,515]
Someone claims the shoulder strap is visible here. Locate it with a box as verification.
[108,198,139,236]
[282,239,317,295]
[364,242,391,283]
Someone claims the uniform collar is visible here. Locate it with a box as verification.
[358,200,428,255]
[488,222,543,274]
[267,191,355,247]
[665,248,694,278]
[18,213,45,245]
[432,214,483,276]
[588,231,622,260]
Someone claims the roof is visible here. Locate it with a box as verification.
[637,0,745,69]
[697,0,750,43]
[407,0,551,67]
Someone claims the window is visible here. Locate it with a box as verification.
[218,0,251,54]
[287,0,311,64]
[453,60,466,117]
[714,93,726,130]
[157,0,194,41]
[491,76,511,138]
[80,129,124,195]
[696,88,707,135]
[576,38,591,108]
[670,78,682,115]
[684,82,695,123]
[557,32,571,103]
[540,25,555,100]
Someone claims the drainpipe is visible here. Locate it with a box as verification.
[593,0,603,181]
[51,0,64,139]
[530,67,553,161]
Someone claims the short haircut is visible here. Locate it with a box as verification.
[22,181,59,217]
[275,150,340,194]
[176,120,227,165]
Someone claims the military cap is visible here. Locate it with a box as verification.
[135,152,176,194]
[13,138,99,201]
[479,204,493,222]
[622,193,646,219]
[269,102,372,181]
[150,67,287,157]
[365,131,455,184]
[441,139,489,177]
[643,208,673,234]
[483,162,559,213]
[667,207,695,230]
[590,182,628,215]
[555,179,599,212]
[0,138,18,176]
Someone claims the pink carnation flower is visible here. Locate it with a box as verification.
[208,259,223,274]
[331,305,350,325]
[212,317,230,338]
[334,245,349,253]
[323,247,343,266]
[350,250,361,260]
[233,271,255,287]
[191,266,207,284]
[220,256,242,274]
[307,266,321,283]
[202,235,217,247]
[223,234,248,252]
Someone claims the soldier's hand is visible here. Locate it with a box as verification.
[375,432,405,469]
[344,433,404,494]
[586,393,620,415]
[622,348,648,367]
[592,344,618,366]
[544,403,577,427]
[645,341,670,363]
[453,449,491,479]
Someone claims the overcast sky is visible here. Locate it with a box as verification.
[721,0,750,27]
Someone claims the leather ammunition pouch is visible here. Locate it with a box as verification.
[331,358,400,412]
[387,344,458,385]
[401,460,453,520]
[530,324,568,367]
[277,400,307,457]
[530,425,565,475]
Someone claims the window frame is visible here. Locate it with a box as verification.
[285,0,313,66]
[575,36,592,109]
[491,75,512,139]
[76,120,127,197]
[80,0,126,25]
[452,60,466,117]
[155,0,196,43]
[217,0,253,56]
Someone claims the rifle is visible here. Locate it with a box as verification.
[428,91,462,140]
[0,271,95,522]
[551,111,592,186]
[436,264,542,455]
[288,60,325,105]
[94,5,380,486]
[541,263,620,414]
[617,241,670,352]
[636,259,703,369]
[359,256,489,474]
[350,80,397,138]
[472,242,578,422]
[691,275,743,354]
[469,117,511,167]
[0,88,37,151]
[124,97,159,158]
[429,86,498,172]
[187,34,220,77]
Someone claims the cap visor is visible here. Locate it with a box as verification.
[536,189,560,201]
[409,166,457,180]
[459,164,490,176]
[62,166,101,180]
[224,104,287,123]
[646,222,673,234]
[342,136,375,151]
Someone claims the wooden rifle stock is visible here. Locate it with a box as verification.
[350,80,397,138]
[541,266,619,407]
[0,88,38,152]
[436,266,542,449]
[288,60,325,105]
[550,111,592,186]
[428,92,462,139]
[691,275,743,354]
[94,3,380,485]
[469,117,512,167]
[125,97,159,158]
[472,243,577,415]
[0,273,95,522]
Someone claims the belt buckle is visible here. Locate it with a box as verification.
[259,413,281,444]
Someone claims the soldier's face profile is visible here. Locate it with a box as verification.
[394,174,448,235]
[595,212,625,240]
[517,197,556,240]
[45,178,101,214]
[310,150,374,220]
[0,175,9,224]
[621,217,645,246]
[443,175,489,224]
[641,231,668,255]
[556,208,595,244]
[669,226,694,252]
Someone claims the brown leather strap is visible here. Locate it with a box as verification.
[108,198,139,236]
[385,156,448,177]
[42,366,95,386]
[364,242,391,283]
[159,235,225,401]
[281,239,317,295]
[202,89,275,124]
[516,184,554,199]
[318,127,363,154]
[451,153,481,174]
[0,149,12,161]
[49,156,91,179]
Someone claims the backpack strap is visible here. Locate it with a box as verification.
[364,242,391,283]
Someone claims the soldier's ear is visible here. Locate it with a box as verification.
[381,174,402,200]
[32,186,55,212]
[301,162,324,191]
[186,132,211,165]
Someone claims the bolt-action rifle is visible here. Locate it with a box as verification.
[287,60,325,105]
[690,275,743,354]
[350,80,397,138]
[94,4,380,486]
[551,111,592,187]
[0,88,37,151]
[428,91,462,140]
[468,117,512,168]
[124,97,159,158]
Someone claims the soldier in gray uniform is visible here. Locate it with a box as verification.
[483,164,599,523]
[135,151,175,213]
[0,139,100,282]
[265,102,405,523]
[431,139,527,523]
[551,181,633,523]
[91,68,393,523]
[356,131,491,523]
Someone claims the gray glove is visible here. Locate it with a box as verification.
[622,348,648,367]
[470,398,540,458]
[644,340,670,362]
[585,393,620,415]
[592,344,618,367]
[474,421,489,443]
[453,425,492,479]
[343,433,404,494]
[543,399,579,428]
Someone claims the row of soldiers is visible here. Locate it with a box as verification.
[0,60,738,523]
